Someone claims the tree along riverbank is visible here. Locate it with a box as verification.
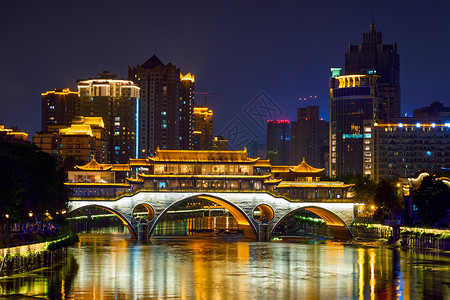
[351,223,450,251]
[0,234,78,277]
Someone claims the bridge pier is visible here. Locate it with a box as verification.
[258,223,270,242]
[138,222,148,241]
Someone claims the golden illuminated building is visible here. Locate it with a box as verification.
[68,148,351,201]
[193,107,213,150]
[41,88,78,131]
[0,125,28,142]
[33,117,108,167]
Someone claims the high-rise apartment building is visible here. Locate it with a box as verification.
[193,107,213,150]
[41,88,78,131]
[290,106,328,168]
[128,55,194,157]
[181,73,195,150]
[266,120,290,165]
[329,71,380,178]
[374,120,450,180]
[345,23,400,119]
[77,71,140,164]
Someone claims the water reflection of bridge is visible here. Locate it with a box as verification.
[66,149,356,241]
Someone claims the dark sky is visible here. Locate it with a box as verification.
[1,0,449,142]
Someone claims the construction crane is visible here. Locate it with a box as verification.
[194,91,219,107]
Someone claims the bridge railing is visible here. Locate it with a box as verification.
[67,185,356,204]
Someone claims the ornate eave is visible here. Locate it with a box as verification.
[289,158,324,174]
[75,158,113,171]
[148,148,259,163]
[264,178,282,184]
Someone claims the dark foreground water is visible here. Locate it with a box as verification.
[1,233,449,299]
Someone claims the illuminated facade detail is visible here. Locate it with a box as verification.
[0,125,28,142]
[329,73,379,178]
[128,55,195,157]
[77,71,140,164]
[41,88,78,131]
[193,107,213,150]
[290,105,328,169]
[345,23,400,119]
[266,120,290,165]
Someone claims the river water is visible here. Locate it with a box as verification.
[1,233,449,299]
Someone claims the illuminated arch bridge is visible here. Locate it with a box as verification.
[67,191,355,241]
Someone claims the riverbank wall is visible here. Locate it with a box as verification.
[0,235,76,277]
[351,223,450,251]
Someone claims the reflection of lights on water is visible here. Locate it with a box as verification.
[369,249,376,300]
[358,248,364,300]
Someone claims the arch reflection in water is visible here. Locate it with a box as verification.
[151,196,257,239]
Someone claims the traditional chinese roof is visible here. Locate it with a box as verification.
[264,178,282,184]
[148,148,259,163]
[75,159,130,171]
[289,158,325,174]
[254,159,271,167]
[75,158,112,171]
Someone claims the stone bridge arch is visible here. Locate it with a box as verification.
[68,204,137,239]
[270,206,353,240]
[147,194,258,239]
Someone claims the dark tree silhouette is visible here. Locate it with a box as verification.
[412,175,450,227]
[0,141,69,222]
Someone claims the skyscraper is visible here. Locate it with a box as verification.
[329,71,379,178]
[290,106,328,168]
[193,107,213,150]
[180,73,195,150]
[266,120,290,165]
[128,55,194,157]
[77,71,140,164]
[345,23,400,119]
[41,88,78,131]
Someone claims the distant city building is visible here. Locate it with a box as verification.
[345,23,400,119]
[193,107,213,150]
[211,136,228,150]
[0,125,28,142]
[266,120,290,165]
[290,106,328,168]
[128,55,194,157]
[413,101,450,119]
[41,88,78,131]
[329,72,379,178]
[77,71,140,164]
[373,120,450,180]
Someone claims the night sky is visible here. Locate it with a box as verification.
[1,0,449,143]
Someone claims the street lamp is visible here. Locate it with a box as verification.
[5,213,9,219]
[29,211,33,218]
